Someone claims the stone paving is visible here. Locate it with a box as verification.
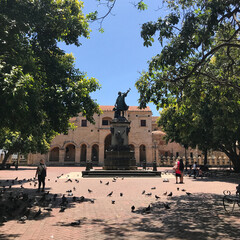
[0,166,240,240]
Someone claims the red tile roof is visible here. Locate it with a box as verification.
[99,105,151,112]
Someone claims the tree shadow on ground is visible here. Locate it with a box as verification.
[52,193,240,240]
[0,234,21,240]
[0,177,93,225]
[186,170,240,185]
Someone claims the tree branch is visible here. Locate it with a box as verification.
[170,43,240,83]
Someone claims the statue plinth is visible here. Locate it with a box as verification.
[104,117,136,170]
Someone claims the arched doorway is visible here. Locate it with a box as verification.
[129,144,135,158]
[91,144,99,164]
[64,144,75,162]
[104,134,112,159]
[140,144,146,164]
[49,147,59,161]
[80,144,87,164]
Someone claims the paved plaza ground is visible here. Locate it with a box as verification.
[0,166,240,240]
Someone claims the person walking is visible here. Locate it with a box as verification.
[174,159,181,184]
[193,161,197,179]
[35,159,47,192]
[179,158,185,183]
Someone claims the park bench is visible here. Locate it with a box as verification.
[222,184,240,213]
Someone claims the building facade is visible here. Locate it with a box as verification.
[2,106,228,166]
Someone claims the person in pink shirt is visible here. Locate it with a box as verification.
[174,158,184,184]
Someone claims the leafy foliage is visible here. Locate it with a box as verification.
[136,0,240,171]
[0,0,101,162]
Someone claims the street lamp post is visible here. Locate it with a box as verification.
[153,140,157,171]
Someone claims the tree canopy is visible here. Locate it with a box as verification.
[0,0,101,164]
[135,0,240,172]
[136,0,240,109]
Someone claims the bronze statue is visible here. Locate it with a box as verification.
[113,88,131,118]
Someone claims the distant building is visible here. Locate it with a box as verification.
[1,106,228,166]
[26,106,192,166]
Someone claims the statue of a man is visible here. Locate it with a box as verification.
[114,88,131,118]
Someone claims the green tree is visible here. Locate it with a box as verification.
[136,0,240,172]
[0,0,101,166]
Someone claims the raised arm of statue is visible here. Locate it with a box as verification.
[123,88,131,97]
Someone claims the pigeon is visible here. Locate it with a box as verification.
[167,192,173,197]
[142,190,146,195]
[120,193,123,197]
[164,203,170,209]
[151,187,156,190]
[77,196,85,203]
[59,206,66,212]
[55,180,57,182]
[66,190,72,193]
[145,193,152,196]
[122,177,124,180]
[100,180,102,184]
[186,192,191,196]
[163,191,167,196]
[131,205,135,212]
[72,196,77,202]
[107,191,113,197]
[68,193,73,196]
[111,200,115,204]
[182,189,186,192]
[61,194,68,205]
[44,204,53,211]
[155,195,160,200]
[21,185,24,189]
[73,187,76,191]
[53,194,57,201]
[144,204,151,213]
[19,215,27,223]
[33,208,42,218]
[105,182,109,185]
[88,189,92,193]
[48,179,50,181]
[177,187,179,191]
[90,199,95,203]
[70,220,81,226]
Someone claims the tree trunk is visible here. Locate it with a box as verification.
[204,150,208,165]
[1,151,11,167]
[229,155,240,173]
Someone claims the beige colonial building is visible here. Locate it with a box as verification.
[1,106,229,166]
[26,105,199,166]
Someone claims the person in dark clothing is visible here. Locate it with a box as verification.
[35,159,47,192]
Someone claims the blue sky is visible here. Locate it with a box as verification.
[59,1,168,116]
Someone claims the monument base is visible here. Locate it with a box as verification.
[104,150,136,170]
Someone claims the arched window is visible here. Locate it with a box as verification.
[80,144,87,162]
[102,117,112,126]
[140,144,146,163]
[104,134,112,159]
[65,144,75,162]
[129,144,135,158]
[91,144,99,163]
[49,147,59,161]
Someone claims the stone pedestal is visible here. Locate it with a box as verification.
[104,117,136,170]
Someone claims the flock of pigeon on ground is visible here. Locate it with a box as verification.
[0,171,193,226]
